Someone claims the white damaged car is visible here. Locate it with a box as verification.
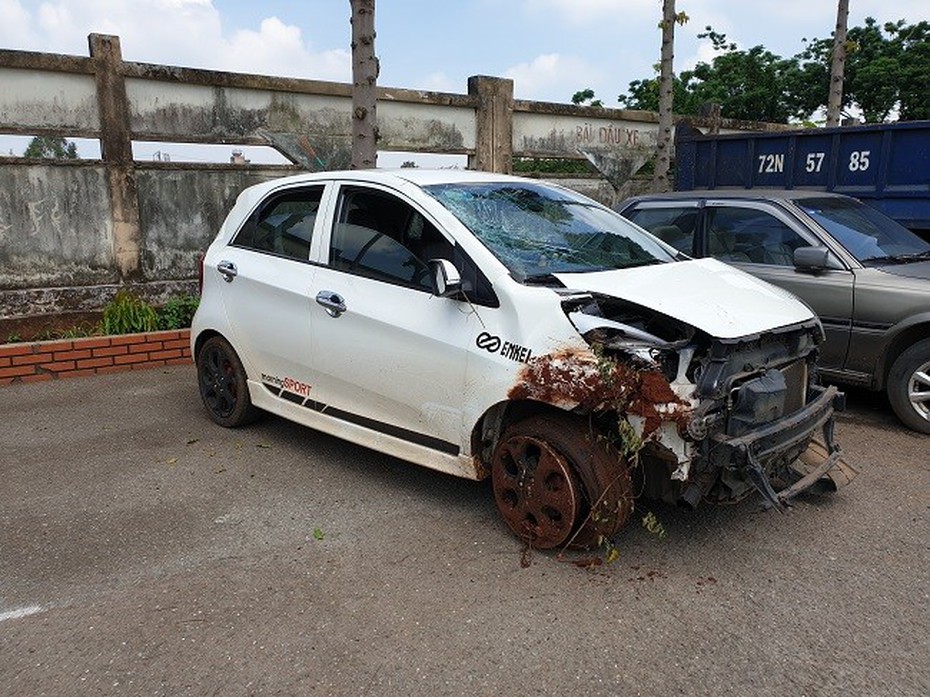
[192,169,855,550]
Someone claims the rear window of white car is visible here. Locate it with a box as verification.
[232,186,324,261]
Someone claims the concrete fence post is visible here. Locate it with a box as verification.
[89,33,142,281]
[468,75,513,174]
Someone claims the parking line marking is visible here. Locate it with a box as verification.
[0,605,44,623]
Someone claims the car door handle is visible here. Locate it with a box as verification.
[216,260,238,282]
[315,290,347,318]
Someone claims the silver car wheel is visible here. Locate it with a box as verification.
[906,357,930,422]
[888,338,930,434]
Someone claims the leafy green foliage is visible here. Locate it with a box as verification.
[512,157,592,175]
[641,511,668,540]
[572,88,603,108]
[24,136,78,159]
[99,289,158,335]
[156,294,200,330]
[612,18,930,123]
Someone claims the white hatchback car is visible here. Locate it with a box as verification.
[192,169,854,550]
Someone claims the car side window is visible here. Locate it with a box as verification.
[232,186,323,261]
[625,206,698,254]
[706,206,807,266]
[330,187,455,291]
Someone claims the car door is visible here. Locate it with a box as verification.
[700,201,854,372]
[213,183,326,387]
[621,202,701,256]
[306,181,474,453]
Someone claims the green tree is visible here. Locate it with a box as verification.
[571,88,603,108]
[855,19,930,121]
[24,136,78,159]
[617,28,801,122]
[612,18,929,124]
[680,29,803,122]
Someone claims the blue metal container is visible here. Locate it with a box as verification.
[675,120,930,234]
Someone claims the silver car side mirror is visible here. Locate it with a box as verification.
[429,258,463,297]
[793,246,831,272]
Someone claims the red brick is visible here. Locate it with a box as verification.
[166,356,194,366]
[0,365,36,379]
[0,377,14,386]
[0,357,9,368]
[114,353,150,365]
[40,360,76,372]
[109,334,147,346]
[54,349,93,361]
[150,349,182,361]
[77,357,114,369]
[162,339,190,351]
[93,345,128,357]
[13,352,49,366]
[129,341,165,354]
[74,337,112,349]
[31,340,73,352]
[64,369,97,379]
[149,330,181,341]
[0,344,33,358]
[21,373,55,383]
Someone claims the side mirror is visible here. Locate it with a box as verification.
[429,258,463,298]
[794,246,831,272]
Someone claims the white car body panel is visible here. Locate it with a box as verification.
[192,169,838,500]
[555,258,812,340]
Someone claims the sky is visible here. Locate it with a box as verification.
[1,0,926,163]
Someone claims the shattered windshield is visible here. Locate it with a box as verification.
[797,197,930,264]
[424,181,677,282]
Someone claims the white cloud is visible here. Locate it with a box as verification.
[219,17,349,81]
[527,0,655,26]
[505,53,603,102]
[0,0,38,46]
[0,1,349,81]
[410,72,456,94]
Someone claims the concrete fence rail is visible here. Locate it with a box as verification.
[0,34,785,325]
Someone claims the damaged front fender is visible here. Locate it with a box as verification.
[508,345,697,470]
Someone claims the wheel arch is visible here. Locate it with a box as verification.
[193,329,223,362]
[874,318,930,390]
[469,398,603,479]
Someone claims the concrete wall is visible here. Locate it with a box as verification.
[0,34,784,323]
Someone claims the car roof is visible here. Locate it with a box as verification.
[248,167,542,192]
[620,189,854,206]
[231,168,570,215]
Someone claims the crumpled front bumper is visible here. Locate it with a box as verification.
[714,384,851,508]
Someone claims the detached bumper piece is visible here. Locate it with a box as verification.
[716,385,855,509]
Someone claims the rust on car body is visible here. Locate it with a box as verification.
[509,346,693,441]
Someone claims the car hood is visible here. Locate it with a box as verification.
[554,258,814,340]
[873,259,930,281]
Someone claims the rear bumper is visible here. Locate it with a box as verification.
[714,384,845,507]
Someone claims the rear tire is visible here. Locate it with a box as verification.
[197,335,260,428]
[887,339,930,434]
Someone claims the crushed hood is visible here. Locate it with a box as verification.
[554,258,815,340]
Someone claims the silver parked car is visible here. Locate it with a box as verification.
[617,190,930,433]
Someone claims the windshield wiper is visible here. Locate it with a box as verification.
[519,272,563,286]
[861,250,930,264]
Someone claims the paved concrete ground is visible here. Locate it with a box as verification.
[1,366,928,696]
